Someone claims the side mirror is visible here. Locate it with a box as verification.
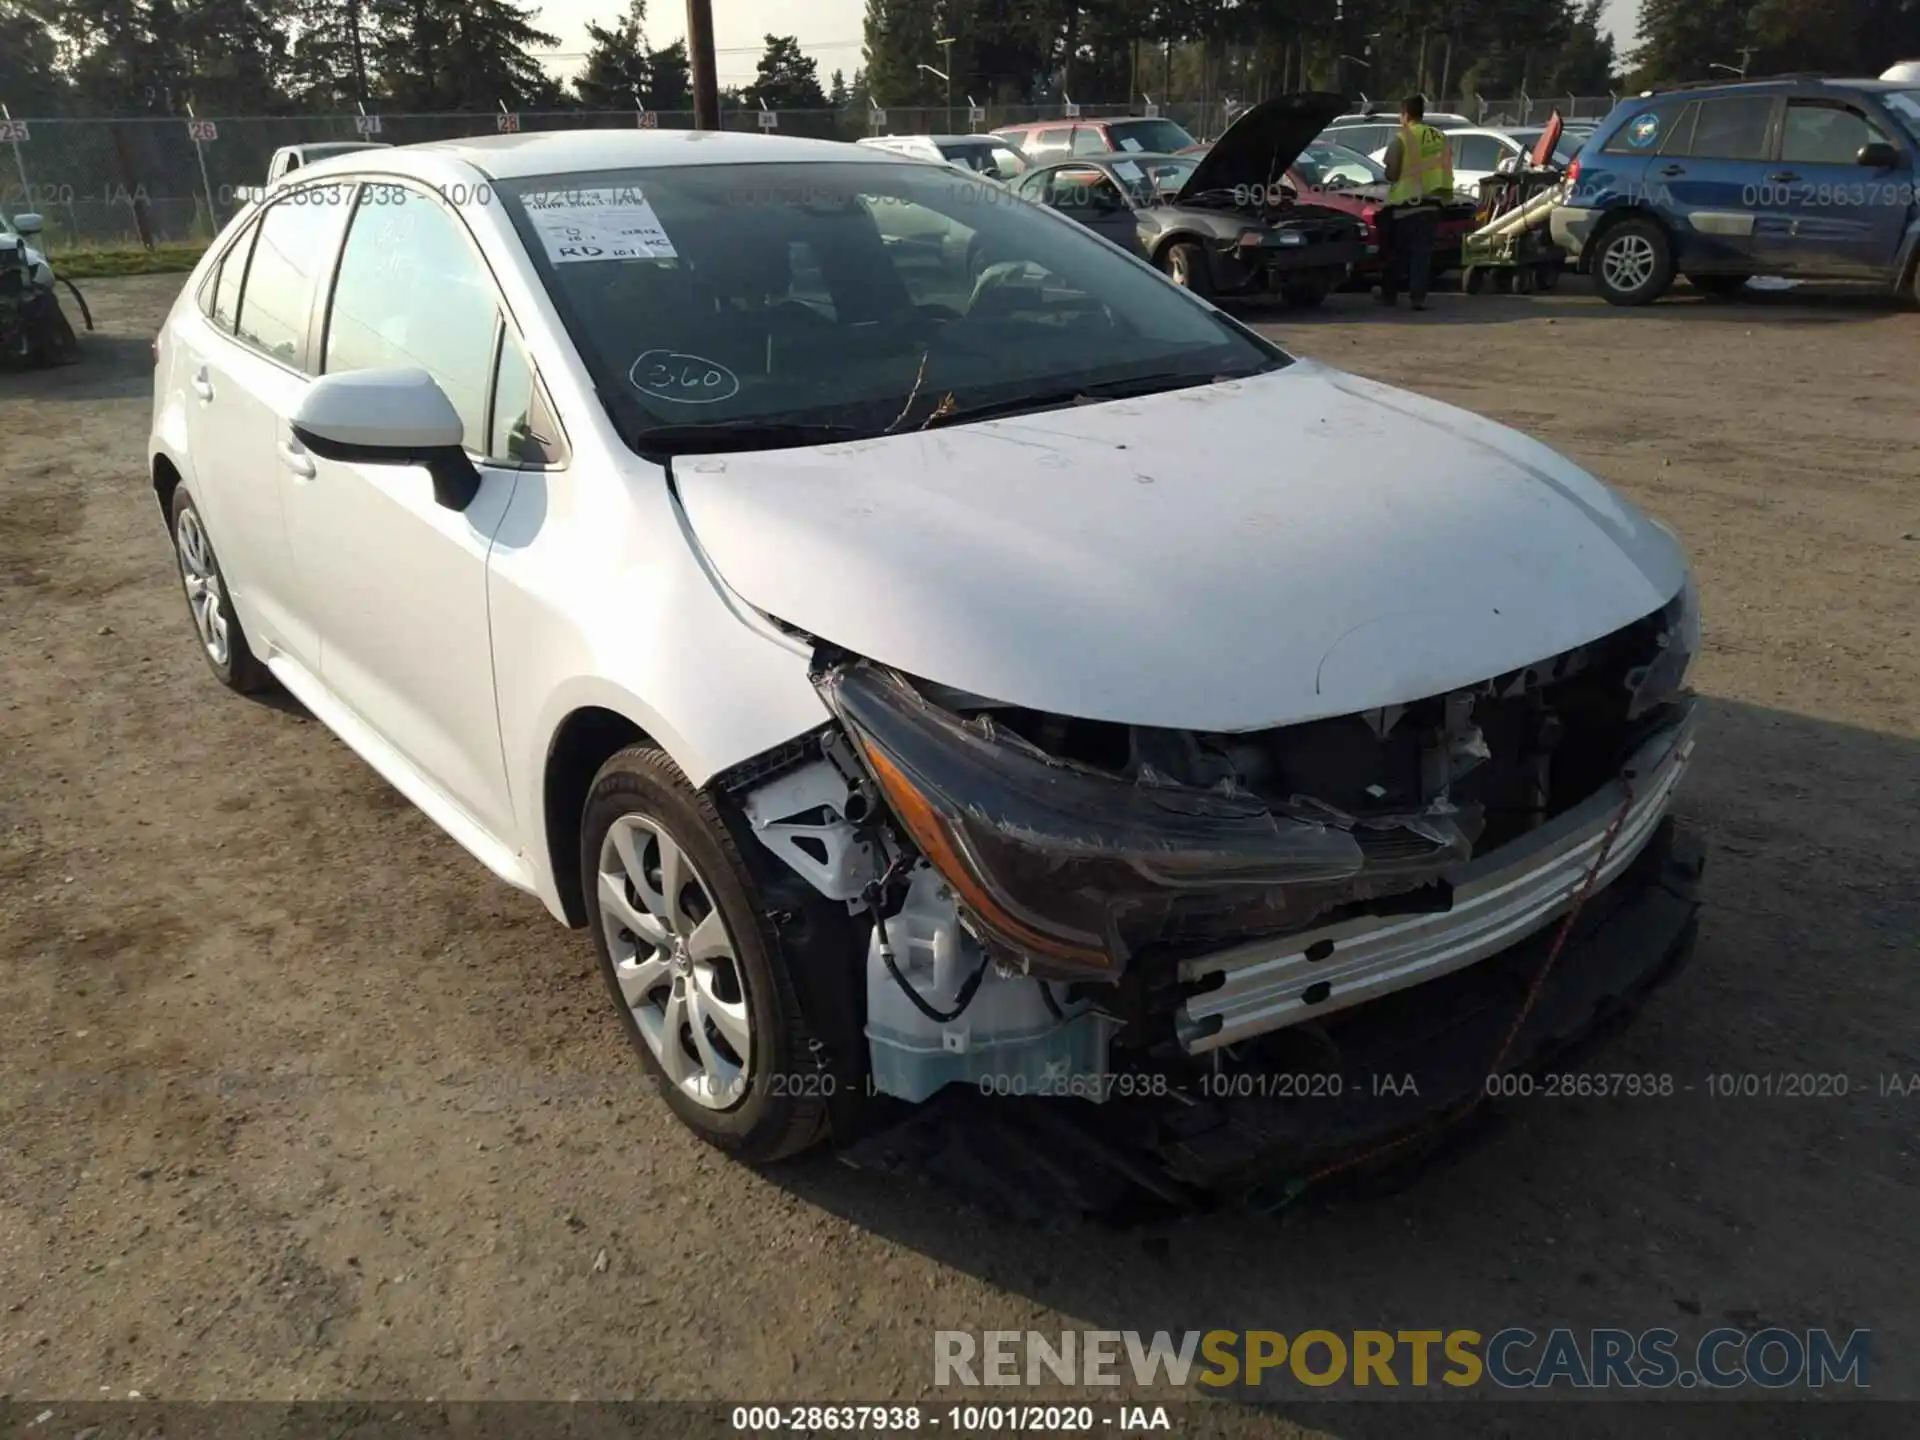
[1856,141,1904,169]
[13,213,42,236]
[290,367,481,512]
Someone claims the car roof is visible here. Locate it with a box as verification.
[864,134,998,145]
[997,115,1166,131]
[1638,75,1911,98]
[285,129,888,183]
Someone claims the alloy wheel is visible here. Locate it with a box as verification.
[1602,233,1655,294]
[175,508,230,669]
[597,813,753,1110]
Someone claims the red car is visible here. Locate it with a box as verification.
[1183,138,1477,285]
[992,114,1201,163]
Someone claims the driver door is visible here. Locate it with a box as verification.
[1044,167,1144,257]
[280,181,525,844]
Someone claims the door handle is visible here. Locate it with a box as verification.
[191,367,214,402]
[1768,171,1800,183]
[277,439,316,479]
[1658,164,1685,176]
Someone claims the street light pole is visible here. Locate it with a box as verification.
[687,0,720,130]
[937,37,957,134]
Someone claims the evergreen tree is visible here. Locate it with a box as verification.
[744,33,827,109]
[646,37,690,109]
[576,0,650,108]
[369,0,559,110]
[0,0,70,114]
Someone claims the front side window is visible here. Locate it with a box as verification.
[496,160,1285,454]
[322,183,500,452]
[1046,167,1128,211]
[232,185,349,367]
[1781,102,1889,164]
[1682,96,1775,160]
[1293,144,1385,190]
[1070,127,1108,155]
[1453,135,1504,171]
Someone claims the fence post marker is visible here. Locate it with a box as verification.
[186,103,218,237]
[2,104,30,205]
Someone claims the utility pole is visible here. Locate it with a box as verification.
[687,0,720,130]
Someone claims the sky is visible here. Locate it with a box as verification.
[527,0,1644,90]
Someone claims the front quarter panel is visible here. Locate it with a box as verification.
[486,447,832,923]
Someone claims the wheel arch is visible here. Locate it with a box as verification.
[152,452,184,525]
[541,705,660,928]
[1586,201,1671,259]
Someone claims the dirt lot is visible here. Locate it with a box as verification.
[2,275,1916,1430]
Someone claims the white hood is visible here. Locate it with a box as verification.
[673,361,1688,732]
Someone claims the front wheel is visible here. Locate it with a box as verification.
[1160,241,1214,298]
[581,744,830,1162]
[1593,217,1674,306]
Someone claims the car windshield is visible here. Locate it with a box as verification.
[1883,90,1920,143]
[1292,143,1386,189]
[1105,118,1198,153]
[496,162,1286,453]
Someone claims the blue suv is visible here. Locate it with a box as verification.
[1552,77,1920,304]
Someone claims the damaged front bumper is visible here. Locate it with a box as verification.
[1178,708,1695,1051]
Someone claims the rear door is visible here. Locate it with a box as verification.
[1650,93,1781,270]
[180,184,353,665]
[1757,95,1910,275]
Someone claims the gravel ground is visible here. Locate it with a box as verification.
[2,274,1916,1433]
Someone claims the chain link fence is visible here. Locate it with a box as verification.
[0,96,1621,250]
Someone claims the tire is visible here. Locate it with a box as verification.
[1686,273,1750,298]
[1592,216,1673,306]
[1463,266,1486,295]
[1160,241,1214,298]
[581,744,829,1163]
[1536,262,1562,292]
[1281,280,1330,308]
[168,486,273,694]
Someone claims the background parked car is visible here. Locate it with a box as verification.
[1554,76,1920,304]
[1184,138,1478,286]
[992,114,1199,161]
[857,134,1030,181]
[1449,125,1582,194]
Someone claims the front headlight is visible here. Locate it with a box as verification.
[1626,570,1700,718]
[813,663,1466,979]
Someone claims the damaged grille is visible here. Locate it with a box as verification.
[939,604,1676,961]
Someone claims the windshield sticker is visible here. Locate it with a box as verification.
[1625,112,1662,148]
[524,186,678,263]
[630,349,740,403]
[1112,159,1145,181]
[1117,136,1144,151]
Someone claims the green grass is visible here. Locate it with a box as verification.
[49,243,208,279]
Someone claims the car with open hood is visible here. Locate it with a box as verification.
[148,128,1704,1191]
[991,114,1199,161]
[1181,138,1480,285]
[1008,94,1365,304]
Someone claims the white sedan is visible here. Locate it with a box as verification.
[150,130,1702,1170]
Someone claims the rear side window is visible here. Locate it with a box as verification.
[1033,128,1070,152]
[1602,100,1688,155]
[1781,101,1889,164]
[1070,127,1108,154]
[322,183,502,453]
[1681,96,1774,160]
[1453,135,1505,170]
[202,219,257,333]
[232,188,348,366]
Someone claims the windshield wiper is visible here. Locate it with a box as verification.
[631,420,872,458]
[920,370,1261,430]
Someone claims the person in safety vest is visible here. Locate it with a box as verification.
[1379,94,1455,310]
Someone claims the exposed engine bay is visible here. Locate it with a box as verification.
[721,582,1699,1107]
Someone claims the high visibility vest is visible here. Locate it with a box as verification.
[1388,123,1454,205]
